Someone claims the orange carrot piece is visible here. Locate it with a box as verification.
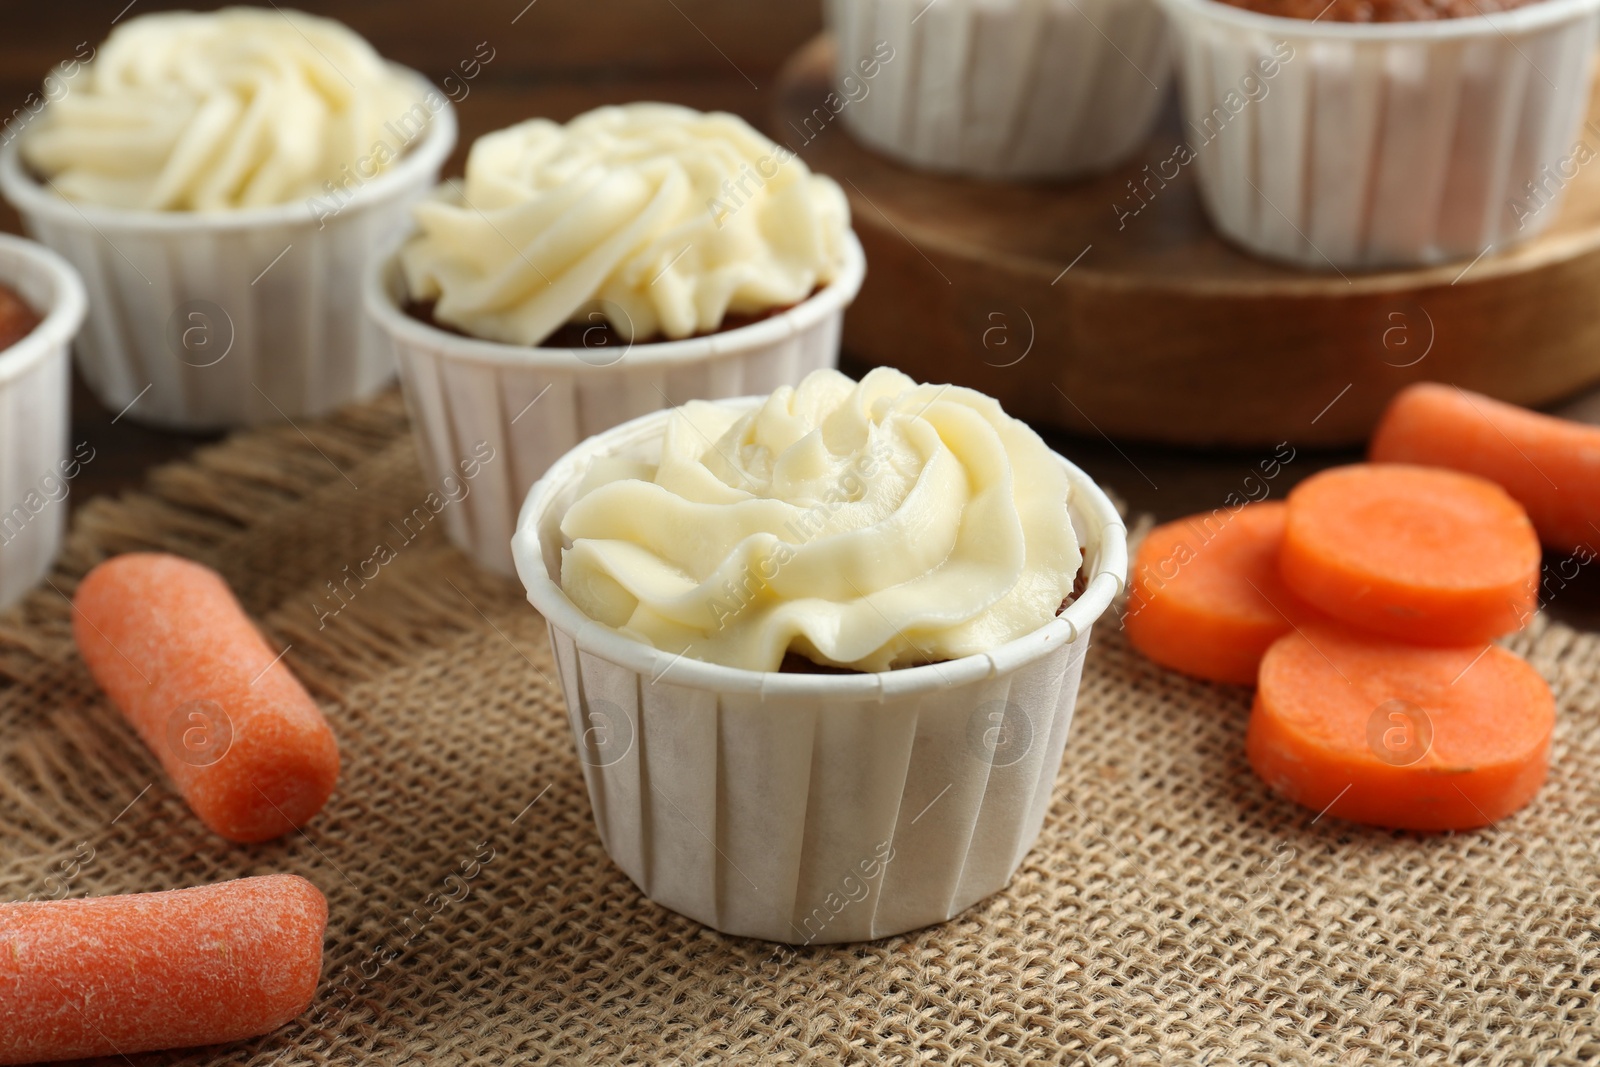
[72,553,339,843]
[1280,464,1540,646]
[1371,382,1600,553]
[1247,625,1555,830]
[0,874,326,1064]
[1126,503,1321,685]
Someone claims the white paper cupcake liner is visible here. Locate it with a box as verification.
[1157,0,1600,269]
[0,68,456,430]
[365,233,865,577]
[826,0,1173,179]
[0,235,86,612]
[511,402,1127,944]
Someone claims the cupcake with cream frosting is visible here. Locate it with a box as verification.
[367,103,866,576]
[398,103,854,345]
[21,8,422,211]
[512,368,1125,944]
[0,7,456,428]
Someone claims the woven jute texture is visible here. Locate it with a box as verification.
[2,391,1597,1066]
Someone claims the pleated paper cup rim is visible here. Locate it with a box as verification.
[364,230,867,372]
[1156,0,1600,39]
[513,399,1128,701]
[0,64,456,235]
[0,232,86,388]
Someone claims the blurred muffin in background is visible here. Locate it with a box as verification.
[0,7,457,429]
[826,0,1173,180]
[1157,0,1599,268]
[21,7,421,211]
[368,103,865,576]
[0,234,86,612]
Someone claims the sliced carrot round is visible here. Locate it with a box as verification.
[1247,624,1554,831]
[1371,382,1600,554]
[1126,503,1319,685]
[1280,464,1539,645]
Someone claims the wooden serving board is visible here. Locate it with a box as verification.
[772,35,1600,448]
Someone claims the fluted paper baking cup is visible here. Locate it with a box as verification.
[511,402,1127,944]
[1158,0,1600,269]
[0,234,86,611]
[0,67,456,430]
[826,0,1173,179]
[366,232,865,577]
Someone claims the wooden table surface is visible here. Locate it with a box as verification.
[5,0,1598,627]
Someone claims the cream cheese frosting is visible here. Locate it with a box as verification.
[21,8,422,211]
[559,368,1082,673]
[399,103,853,345]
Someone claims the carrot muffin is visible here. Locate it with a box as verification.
[20,8,422,211]
[397,103,853,346]
[2,7,453,431]
[512,364,1124,944]
[1155,0,1594,268]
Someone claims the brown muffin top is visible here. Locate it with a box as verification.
[0,284,40,353]
[401,293,811,349]
[1213,0,1546,21]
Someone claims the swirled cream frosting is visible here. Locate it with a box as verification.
[399,103,852,345]
[559,368,1082,673]
[22,8,422,211]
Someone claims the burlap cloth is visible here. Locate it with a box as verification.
[2,391,1597,1067]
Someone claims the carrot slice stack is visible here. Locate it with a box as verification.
[1126,503,1320,685]
[1279,464,1540,646]
[0,875,326,1064]
[1247,625,1555,831]
[1371,382,1600,553]
[1121,458,1560,830]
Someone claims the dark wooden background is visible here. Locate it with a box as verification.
[4,0,1597,624]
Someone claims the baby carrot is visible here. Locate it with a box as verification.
[1126,502,1320,685]
[1371,383,1600,553]
[0,874,326,1064]
[1247,625,1555,830]
[1279,464,1540,646]
[72,553,339,843]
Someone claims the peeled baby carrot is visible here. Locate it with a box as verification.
[1126,503,1321,685]
[1279,464,1540,646]
[1247,625,1554,830]
[0,874,326,1064]
[1371,382,1600,553]
[72,553,339,843]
